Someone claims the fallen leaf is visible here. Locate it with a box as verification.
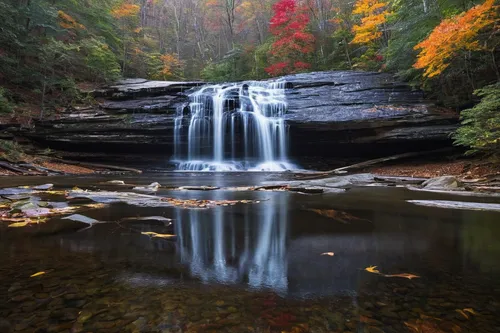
[305,208,370,224]
[463,308,477,316]
[30,271,46,278]
[363,266,420,280]
[41,190,67,195]
[420,314,442,321]
[384,273,420,280]
[141,232,176,239]
[455,309,469,319]
[321,252,335,256]
[8,221,29,228]
[365,266,381,274]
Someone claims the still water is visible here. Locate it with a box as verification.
[1,173,500,333]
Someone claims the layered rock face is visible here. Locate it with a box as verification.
[284,71,457,160]
[29,71,458,167]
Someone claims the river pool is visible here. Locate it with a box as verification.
[1,173,499,333]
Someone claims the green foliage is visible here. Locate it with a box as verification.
[385,0,441,74]
[82,38,121,83]
[201,47,256,82]
[0,88,14,114]
[453,83,500,156]
[0,140,27,162]
[201,62,233,82]
[326,29,354,70]
[352,47,384,71]
[0,0,123,117]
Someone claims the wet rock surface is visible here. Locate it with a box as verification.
[421,176,461,190]
[21,71,458,167]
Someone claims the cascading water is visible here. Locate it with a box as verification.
[173,80,296,171]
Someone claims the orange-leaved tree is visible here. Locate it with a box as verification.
[111,2,141,76]
[351,0,391,45]
[413,0,498,78]
[265,0,315,76]
[159,53,184,79]
[111,3,141,19]
[58,11,86,31]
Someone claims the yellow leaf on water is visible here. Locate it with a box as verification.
[44,190,67,195]
[8,221,29,228]
[384,273,420,280]
[463,308,477,315]
[321,252,335,256]
[455,309,469,319]
[365,266,381,274]
[141,232,176,239]
[30,271,46,278]
[420,313,442,321]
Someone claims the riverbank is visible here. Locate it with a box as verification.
[0,142,143,176]
[365,159,499,180]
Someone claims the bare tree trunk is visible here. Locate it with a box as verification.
[492,51,500,80]
[343,38,352,68]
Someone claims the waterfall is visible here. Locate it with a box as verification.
[173,80,296,171]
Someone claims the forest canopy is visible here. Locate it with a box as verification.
[0,0,498,154]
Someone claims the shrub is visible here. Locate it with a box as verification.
[0,88,13,113]
[453,83,500,157]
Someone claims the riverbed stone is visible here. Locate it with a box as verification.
[422,176,460,190]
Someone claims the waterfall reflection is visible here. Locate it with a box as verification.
[175,194,288,292]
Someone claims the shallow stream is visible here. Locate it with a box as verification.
[1,173,500,333]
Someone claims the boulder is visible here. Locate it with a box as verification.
[421,176,461,190]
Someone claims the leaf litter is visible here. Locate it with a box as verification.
[304,208,371,224]
[363,265,420,280]
[67,189,262,209]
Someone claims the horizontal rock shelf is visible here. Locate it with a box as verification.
[22,71,458,167]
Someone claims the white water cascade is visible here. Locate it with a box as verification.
[173,80,296,171]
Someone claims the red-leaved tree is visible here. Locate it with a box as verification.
[265,0,315,76]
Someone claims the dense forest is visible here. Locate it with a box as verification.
[0,0,498,155]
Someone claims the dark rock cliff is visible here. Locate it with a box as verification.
[27,71,458,167]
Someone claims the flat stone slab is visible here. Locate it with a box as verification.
[407,200,500,212]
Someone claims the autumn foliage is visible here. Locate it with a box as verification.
[413,0,499,77]
[111,3,141,19]
[265,0,315,76]
[58,11,86,31]
[351,0,390,45]
[159,53,184,79]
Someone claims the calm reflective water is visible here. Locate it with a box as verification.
[1,173,500,333]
